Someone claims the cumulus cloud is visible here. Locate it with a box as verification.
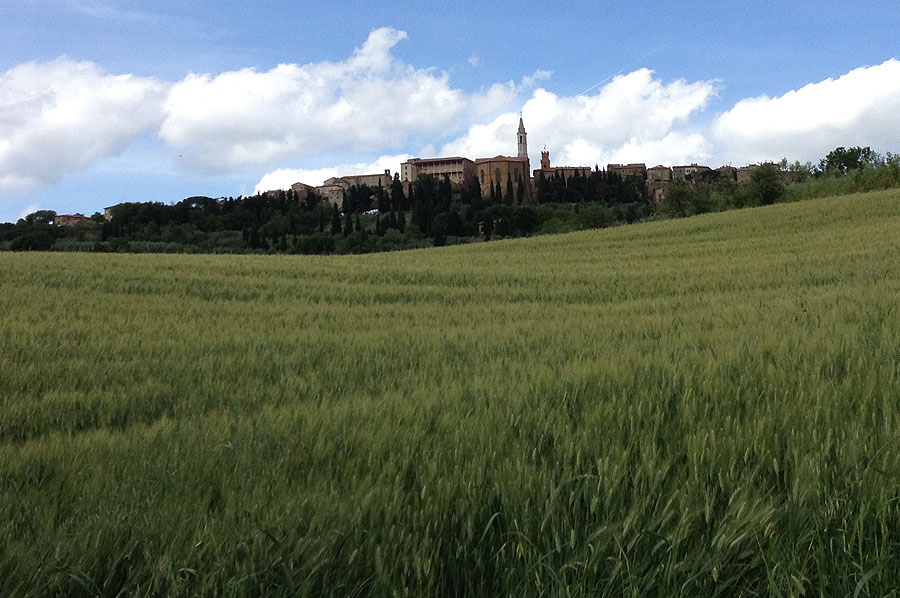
[160,27,522,172]
[0,58,167,192]
[254,154,409,193]
[3,23,897,217]
[712,59,900,164]
[441,68,716,167]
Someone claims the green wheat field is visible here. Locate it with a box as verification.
[2,190,900,596]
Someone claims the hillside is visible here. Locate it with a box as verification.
[2,190,899,596]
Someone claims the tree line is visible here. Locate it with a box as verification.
[657,147,900,219]
[2,146,898,254]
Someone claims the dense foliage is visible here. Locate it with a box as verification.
[2,190,900,595]
[0,171,654,255]
[657,148,900,218]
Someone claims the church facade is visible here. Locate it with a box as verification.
[473,117,534,203]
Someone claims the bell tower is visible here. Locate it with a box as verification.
[517,115,528,160]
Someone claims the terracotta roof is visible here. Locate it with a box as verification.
[475,155,527,163]
[403,157,470,163]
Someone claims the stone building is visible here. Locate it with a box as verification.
[475,156,532,202]
[672,163,711,181]
[736,163,792,184]
[473,116,535,203]
[290,182,316,202]
[533,149,592,182]
[716,166,737,181]
[324,169,392,190]
[608,163,647,179]
[736,166,754,183]
[400,157,475,186]
[647,165,672,182]
[516,115,528,161]
[314,184,345,207]
[54,214,90,227]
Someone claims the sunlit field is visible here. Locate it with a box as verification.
[2,190,899,596]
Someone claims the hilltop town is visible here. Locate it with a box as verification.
[274,117,793,207]
[4,123,890,255]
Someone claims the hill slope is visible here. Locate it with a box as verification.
[2,190,900,596]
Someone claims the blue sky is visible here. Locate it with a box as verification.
[1,0,898,222]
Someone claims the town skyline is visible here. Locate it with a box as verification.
[1,1,899,223]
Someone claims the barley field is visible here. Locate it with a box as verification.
[2,190,900,596]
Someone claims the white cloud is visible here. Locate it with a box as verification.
[468,54,482,68]
[254,154,409,193]
[2,24,897,221]
[0,58,167,193]
[441,68,716,167]
[159,27,521,173]
[440,112,521,159]
[712,59,900,164]
[17,203,38,220]
[521,70,552,89]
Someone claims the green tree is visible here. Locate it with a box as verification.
[10,229,55,251]
[658,180,690,218]
[819,146,880,175]
[377,181,390,213]
[331,204,342,235]
[512,207,538,235]
[481,215,493,241]
[24,210,57,226]
[750,165,784,205]
[390,173,405,212]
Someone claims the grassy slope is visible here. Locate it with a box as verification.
[1,190,900,596]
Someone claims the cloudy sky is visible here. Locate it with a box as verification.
[1,0,898,222]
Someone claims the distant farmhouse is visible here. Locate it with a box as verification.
[53,213,91,227]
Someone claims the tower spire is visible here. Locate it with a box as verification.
[517,114,528,160]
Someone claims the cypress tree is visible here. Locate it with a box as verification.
[378,181,390,213]
[390,173,405,212]
[331,204,342,235]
